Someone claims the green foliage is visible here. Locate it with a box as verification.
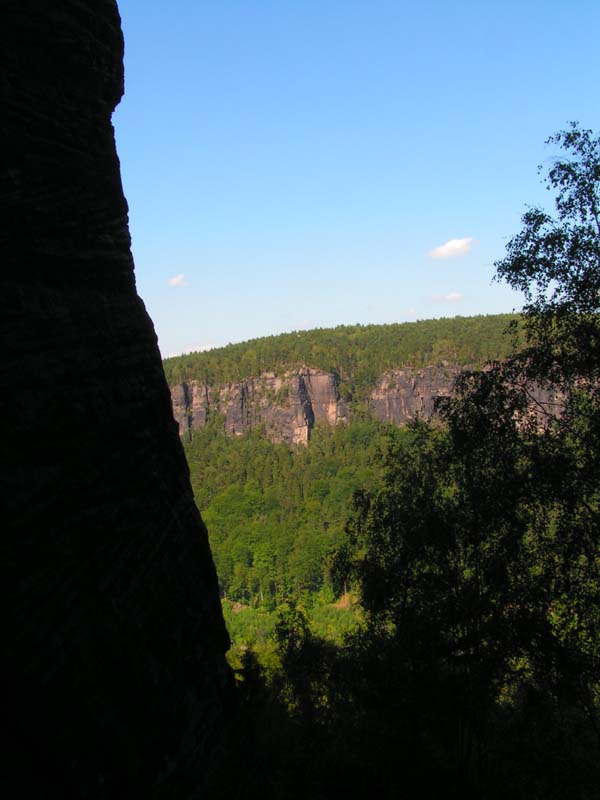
[164,314,518,400]
[495,123,600,387]
[185,417,404,611]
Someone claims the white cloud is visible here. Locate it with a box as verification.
[432,292,463,303]
[427,237,474,260]
[167,273,187,287]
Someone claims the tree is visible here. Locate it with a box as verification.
[496,123,600,384]
[492,122,600,762]
[340,125,600,797]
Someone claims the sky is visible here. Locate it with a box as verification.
[113,0,600,357]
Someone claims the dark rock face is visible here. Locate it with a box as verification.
[2,2,232,797]
[368,366,462,425]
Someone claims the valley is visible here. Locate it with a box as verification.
[165,315,518,644]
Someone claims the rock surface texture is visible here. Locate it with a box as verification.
[170,364,563,444]
[368,366,462,425]
[170,365,460,444]
[172,369,349,445]
[2,3,232,797]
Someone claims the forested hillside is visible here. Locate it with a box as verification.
[164,313,519,398]
[184,415,405,649]
[188,417,394,601]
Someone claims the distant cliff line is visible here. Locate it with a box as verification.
[165,315,527,444]
[171,363,479,444]
[169,360,562,446]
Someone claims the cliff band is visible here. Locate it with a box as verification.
[170,364,563,444]
[170,366,461,444]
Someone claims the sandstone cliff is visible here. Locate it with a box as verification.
[170,365,463,443]
[368,365,462,425]
[170,363,563,444]
[2,2,232,797]
[171,368,348,445]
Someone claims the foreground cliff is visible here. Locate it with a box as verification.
[2,3,232,797]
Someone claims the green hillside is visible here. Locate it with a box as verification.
[186,415,402,608]
[163,314,520,395]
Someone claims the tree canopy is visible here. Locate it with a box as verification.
[164,314,518,400]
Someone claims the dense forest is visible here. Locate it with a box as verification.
[164,313,519,401]
[185,415,401,649]
[196,125,600,798]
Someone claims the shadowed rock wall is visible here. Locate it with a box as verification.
[2,2,232,796]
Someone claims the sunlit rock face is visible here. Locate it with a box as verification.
[2,2,232,796]
[172,369,349,445]
[170,366,461,444]
[170,363,564,444]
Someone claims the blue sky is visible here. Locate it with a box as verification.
[113,0,600,357]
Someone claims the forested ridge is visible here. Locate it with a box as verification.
[164,313,519,398]
[197,126,600,799]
